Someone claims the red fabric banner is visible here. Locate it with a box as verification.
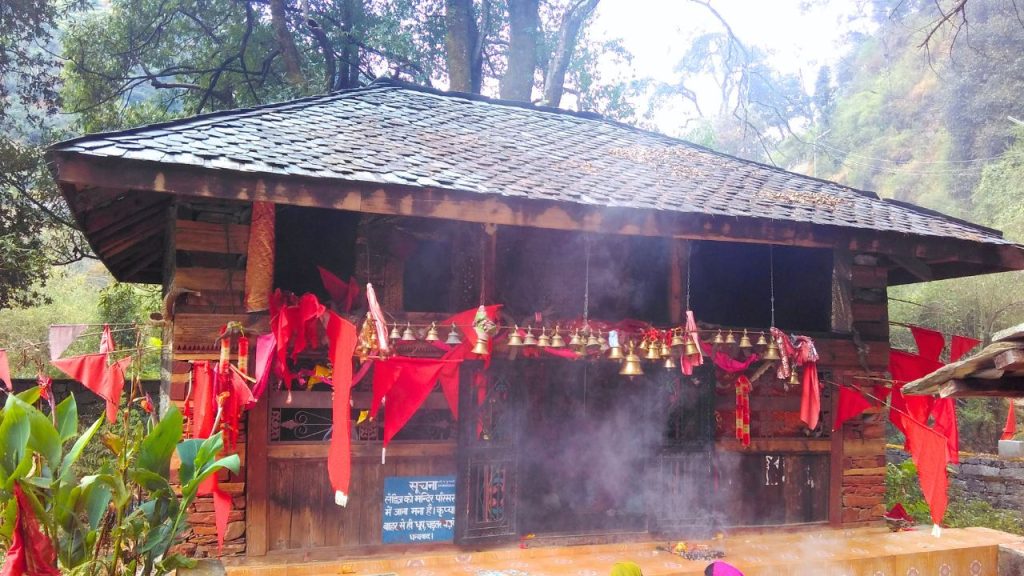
[318,266,361,312]
[832,386,874,432]
[51,353,131,423]
[251,332,276,401]
[950,335,982,363]
[909,325,945,362]
[931,398,959,464]
[326,312,357,506]
[888,350,941,437]
[904,417,949,526]
[0,349,10,391]
[1003,401,1017,441]
[371,357,448,449]
[800,361,820,431]
[99,324,115,354]
[191,360,232,550]
[0,484,60,576]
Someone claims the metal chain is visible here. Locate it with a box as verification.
[685,242,692,311]
[769,244,776,327]
[583,236,591,322]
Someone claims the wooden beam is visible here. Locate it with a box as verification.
[175,220,250,254]
[994,349,1024,371]
[939,378,1024,397]
[668,239,688,324]
[50,154,1024,274]
[889,254,933,282]
[245,395,269,555]
[831,248,853,334]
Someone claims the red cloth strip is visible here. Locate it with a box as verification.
[326,312,358,506]
[909,325,945,362]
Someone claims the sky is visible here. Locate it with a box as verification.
[586,0,876,134]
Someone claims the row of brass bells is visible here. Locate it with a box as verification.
[507,325,524,347]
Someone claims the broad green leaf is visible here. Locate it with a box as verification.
[183,453,240,499]
[0,494,16,540]
[140,522,173,553]
[0,403,29,477]
[137,406,182,478]
[59,416,103,482]
[80,473,128,508]
[11,386,41,406]
[55,394,79,443]
[7,395,62,468]
[80,481,112,530]
[175,438,202,486]
[156,554,197,572]
[128,468,172,494]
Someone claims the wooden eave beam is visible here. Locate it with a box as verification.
[939,377,1024,397]
[888,254,933,282]
[50,153,1024,273]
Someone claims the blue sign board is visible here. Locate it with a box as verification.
[381,476,456,544]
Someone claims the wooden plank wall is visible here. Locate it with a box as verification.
[165,200,256,558]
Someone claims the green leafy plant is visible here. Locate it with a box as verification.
[0,386,239,575]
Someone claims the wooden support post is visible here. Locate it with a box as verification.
[245,394,270,555]
[832,248,853,334]
[668,239,689,324]
[829,371,845,526]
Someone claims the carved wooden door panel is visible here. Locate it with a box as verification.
[455,360,520,545]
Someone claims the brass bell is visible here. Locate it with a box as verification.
[608,345,624,361]
[471,331,490,356]
[755,332,768,347]
[712,330,724,345]
[389,325,402,341]
[523,326,537,346]
[664,355,678,370]
[568,329,582,347]
[670,329,686,348]
[644,341,662,360]
[550,327,566,348]
[683,336,700,357]
[538,328,551,347]
[507,325,524,347]
[597,330,607,347]
[425,323,440,342]
[724,330,736,345]
[739,329,752,349]
[619,346,644,377]
[788,368,800,387]
[762,340,781,361]
[445,324,462,345]
[639,338,649,351]
[585,331,601,348]
[401,323,416,341]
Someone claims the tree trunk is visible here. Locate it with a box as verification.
[270,0,305,86]
[542,0,600,107]
[445,0,482,93]
[338,0,364,90]
[500,0,539,101]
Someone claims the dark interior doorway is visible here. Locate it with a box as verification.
[517,362,653,535]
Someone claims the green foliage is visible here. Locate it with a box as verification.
[0,388,238,575]
[885,459,1024,534]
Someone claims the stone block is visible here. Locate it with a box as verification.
[1001,467,1024,481]
[999,440,1024,458]
[961,464,1000,477]
[999,542,1024,576]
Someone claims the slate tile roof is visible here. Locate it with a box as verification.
[52,78,1011,245]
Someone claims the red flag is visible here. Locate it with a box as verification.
[1003,401,1017,441]
[0,349,11,391]
[190,361,233,550]
[903,417,949,526]
[318,267,361,312]
[950,335,982,363]
[800,361,821,430]
[931,398,959,464]
[909,325,945,362]
[832,386,874,432]
[0,484,61,576]
[251,332,276,401]
[51,353,131,423]
[380,359,447,448]
[99,324,115,354]
[326,312,357,506]
[888,350,941,437]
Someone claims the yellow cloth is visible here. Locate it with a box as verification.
[610,561,644,576]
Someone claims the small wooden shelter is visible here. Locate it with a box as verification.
[47,79,1024,559]
[903,323,1024,397]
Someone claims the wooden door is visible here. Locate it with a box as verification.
[646,364,716,536]
[455,360,520,545]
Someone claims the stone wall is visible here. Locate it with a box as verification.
[888,447,1024,511]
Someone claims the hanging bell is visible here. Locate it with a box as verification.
[755,332,769,347]
[569,329,582,347]
[788,368,801,387]
[712,330,725,345]
[425,323,440,342]
[585,331,601,348]
[523,326,537,346]
[608,345,624,361]
[762,340,781,361]
[538,328,551,347]
[670,329,686,348]
[401,323,416,341]
[664,355,678,370]
[683,336,700,357]
[724,330,736,345]
[507,325,524,347]
[638,338,649,351]
[389,325,402,341]
[550,327,566,348]
[739,329,753,349]
[597,330,607,347]
[644,341,662,360]
[445,324,462,345]
[471,331,490,356]
[619,346,644,377]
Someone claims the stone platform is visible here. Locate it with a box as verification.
[223,526,1022,576]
